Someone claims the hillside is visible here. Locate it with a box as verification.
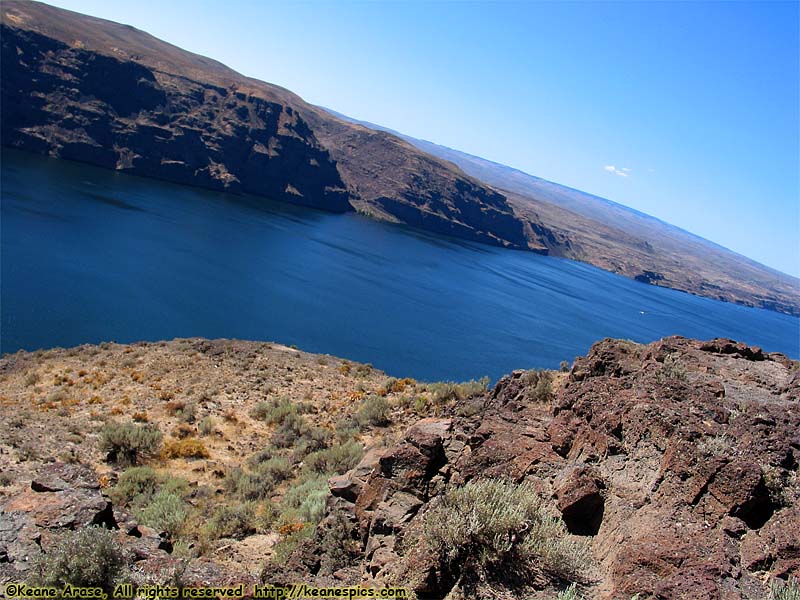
[0,337,797,598]
[323,109,800,317]
[0,0,537,251]
[0,1,798,316]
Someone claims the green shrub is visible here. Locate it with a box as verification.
[109,466,160,508]
[225,460,289,502]
[771,579,800,600]
[271,413,310,448]
[656,353,687,383]
[248,446,277,469]
[179,401,197,423]
[99,422,162,466]
[557,584,582,600]
[227,469,273,502]
[422,377,490,406]
[334,418,360,443]
[522,370,554,403]
[419,479,590,585]
[355,395,390,428]
[318,513,360,575]
[205,502,259,540]
[254,457,293,484]
[303,442,363,476]
[110,468,188,512]
[137,491,187,539]
[282,476,329,525]
[198,416,216,436]
[250,397,297,424]
[28,526,127,590]
[271,523,314,565]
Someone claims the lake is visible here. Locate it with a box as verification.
[2,149,798,382]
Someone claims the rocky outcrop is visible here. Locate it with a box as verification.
[0,25,351,212]
[0,462,254,587]
[269,337,799,599]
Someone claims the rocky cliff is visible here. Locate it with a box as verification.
[0,1,539,251]
[0,337,797,598]
[273,337,800,599]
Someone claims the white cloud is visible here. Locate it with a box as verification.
[604,165,630,177]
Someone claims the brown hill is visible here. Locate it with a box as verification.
[323,110,800,317]
[0,0,536,250]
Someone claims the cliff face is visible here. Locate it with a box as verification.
[276,337,800,599]
[0,1,542,251]
[1,25,351,211]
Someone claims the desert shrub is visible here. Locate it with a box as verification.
[355,395,390,428]
[28,526,127,590]
[770,578,800,600]
[656,353,687,383]
[99,422,162,466]
[205,502,259,540]
[247,446,279,470]
[378,377,416,395]
[161,475,190,497]
[110,466,160,508]
[110,467,189,513]
[198,416,216,436]
[137,491,187,539]
[303,441,363,476]
[413,396,430,414]
[161,438,210,459]
[522,370,554,403]
[250,396,296,424]
[282,476,329,525]
[172,423,195,439]
[423,377,490,406]
[556,584,582,600]
[334,418,360,443]
[698,434,734,457]
[225,468,277,502]
[255,457,293,484]
[318,513,360,575]
[419,479,590,585]
[271,413,310,448]
[456,400,484,418]
[271,523,314,565]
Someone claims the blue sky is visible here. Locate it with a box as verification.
[46,0,800,277]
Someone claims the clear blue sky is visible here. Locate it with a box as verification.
[45,0,800,277]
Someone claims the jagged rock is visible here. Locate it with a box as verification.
[30,462,100,492]
[328,474,361,503]
[555,466,605,536]
[272,337,799,599]
[4,472,112,531]
[0,511,41,571]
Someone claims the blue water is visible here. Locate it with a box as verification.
[1,149,798,381]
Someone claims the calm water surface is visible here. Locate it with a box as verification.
[2,149,798,381]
